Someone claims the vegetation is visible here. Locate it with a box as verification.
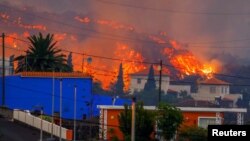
[118,102,156,141]
[157,103,183,140]
[15,32,71,72]
[93,80,106,94]
[135,89,158,105]
[179,126,207,141]
[144,65,156,91]
[67,52,73,72]
[113,63,125,95]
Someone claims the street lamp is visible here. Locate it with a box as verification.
[74,85,77,141]
[131,97,136,141]
[40,107,44,141]
[86,57,93,140]
[59,78,62,141]
[51,70,55,139]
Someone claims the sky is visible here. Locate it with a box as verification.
[1,0,250,86]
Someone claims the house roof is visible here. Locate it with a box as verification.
[198,77,230,85]
[223,94,242,101]
[18,72,91,78]
[174,99,217,107]
[97,105,247,113]
[129,69,168,76]
[167,89,178,94]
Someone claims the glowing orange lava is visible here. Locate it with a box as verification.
[163,41,215,78]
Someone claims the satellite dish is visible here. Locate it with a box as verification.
[87,57,92,64]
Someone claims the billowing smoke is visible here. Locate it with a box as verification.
[1,0,250,88]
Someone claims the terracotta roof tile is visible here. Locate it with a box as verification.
[130,69,168,76]
[174,99,217,107]
[19,72,91,78]
[198,77,230,85]
[167,89,178,93]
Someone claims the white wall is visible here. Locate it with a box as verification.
[168,85,191,94]
[129,75,169,94]
[0,58,13,76]
[13,110,71,140]
[197,84,229,95]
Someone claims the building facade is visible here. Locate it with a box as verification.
[129,70,170,94]
[0,58,14,76]
[0,72,92,119]
[97,105,246,141]
[191,77,242,107]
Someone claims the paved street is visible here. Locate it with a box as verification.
[0,117,51,141]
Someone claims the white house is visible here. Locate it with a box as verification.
[0,58,13,76]
[129,69,170,94]
[168,84,191,95]
[191,77,242,107]
[129,69,191,95]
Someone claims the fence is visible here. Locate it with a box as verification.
[13,109,73,140]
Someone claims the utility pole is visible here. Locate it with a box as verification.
[131,97,136,141]
[2,33,5,106]
[59,78,62,141]
[158,60,162,105]
[74,85,77,141]
[51,70,55,138]
[40,108,43,141]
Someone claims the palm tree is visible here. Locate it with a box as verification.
[15,32,71,72]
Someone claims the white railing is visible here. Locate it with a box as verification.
[13,109,72,140]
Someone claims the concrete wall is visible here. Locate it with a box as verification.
[197,84,229,95]
[130,75,169,94]
[0,59,13,76]
[168,85,191,94]
[13,109,72,140]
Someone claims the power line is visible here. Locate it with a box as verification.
[4,36,158,65]
[5,35,250,82]
[2,3,250,46]
[95,0,250,16]
[188,45,250,49]
[5,42,250,82]
[0,4,170,45]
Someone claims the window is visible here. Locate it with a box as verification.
[221,87,224,93]
[137,78,141,84]
[210,86,216,93]
[198,117,217,129]
[225,87,228,94]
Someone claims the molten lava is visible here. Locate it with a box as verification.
[74,16,91,24]
[162,40,215,78]
[112,43,146,90]
[75,16,135,31]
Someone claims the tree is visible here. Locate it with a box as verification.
[179,126,207,141]
[144,65,156,91]
[157,103,183,140]
[14,32,70,72]
[118,102,155,141]
[135,90,158,106]
[114,63,125,95]
[93,80,106,94]
[67,52,73,72]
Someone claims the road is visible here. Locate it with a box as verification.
[0,117,52,141]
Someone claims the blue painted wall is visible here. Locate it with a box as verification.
[1,75,92,120]
[0,75,131,120]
